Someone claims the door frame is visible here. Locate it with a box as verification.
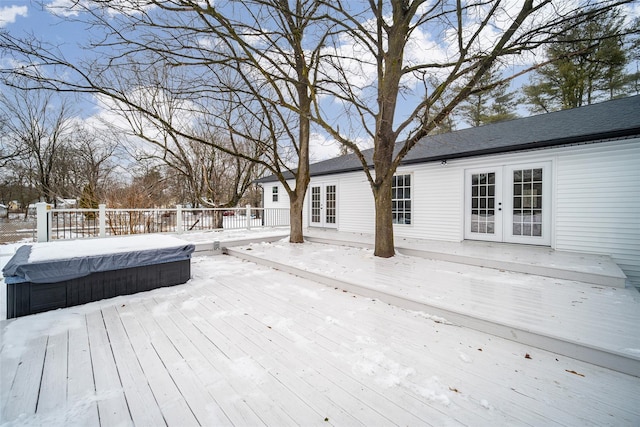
[464,167,503,242]
[464,162,552,246]
[503,162,552,246]
[309,182,338,228]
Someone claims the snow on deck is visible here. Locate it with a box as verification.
[228,240,640,377]
[1,255,639,426]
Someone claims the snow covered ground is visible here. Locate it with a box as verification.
[0,228,289,320]
[1,230,639,425]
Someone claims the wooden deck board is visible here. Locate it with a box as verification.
[205,279,484,427]
[156,298,271,427]
[36,332,68,415]
[1,335,47,421]
[227,241,640,376]
[186,286,426,426]
[66,321,100,426]
[211,258,640,425]
[85,310,131,426]
[1,255,639,426]
[100,305,167,426]
[210,273,559,426]
[173,297,326,426]
[134,299,236,426]
[115,303,200,427]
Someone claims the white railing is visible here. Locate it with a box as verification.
[36,202,290,242]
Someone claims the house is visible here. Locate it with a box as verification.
[259,95,640,288]
[56,198,77,209]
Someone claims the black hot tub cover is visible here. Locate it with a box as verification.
[3,235,195,285]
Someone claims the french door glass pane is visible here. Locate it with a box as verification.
[470,172,496,235]
[311,187,321,223]
[512,168,543,237]
[325,185,336,224]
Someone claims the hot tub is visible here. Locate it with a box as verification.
[3,235,195,318]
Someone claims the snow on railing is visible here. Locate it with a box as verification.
[35,202,290,242]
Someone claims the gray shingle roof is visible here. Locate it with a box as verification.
[257,95,640,183]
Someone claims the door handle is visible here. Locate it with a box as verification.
[498,202,502,211]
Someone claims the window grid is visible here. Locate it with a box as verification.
[272,186,278,203]
[392,174,412,225]
[470,172,495,234]
[311,187,321,223]
[325,185,336,224]
[512,168,543,237]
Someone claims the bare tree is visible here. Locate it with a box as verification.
[0,108,24,168]
[102,65,267,226]
[71,126,119,210]
[309,0,635,256]
[0,0,333,243]
[0,86,75,204]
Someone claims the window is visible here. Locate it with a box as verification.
[325,185,336,224]
[470,172,496,234]
[392,174,412,225]
[512,168,543,237]
[272,186,279,202]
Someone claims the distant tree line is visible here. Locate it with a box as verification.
[0,83,263,216]
[453,7,639,128]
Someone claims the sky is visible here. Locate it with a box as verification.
[2,1,640,164]
[0,0,350,161]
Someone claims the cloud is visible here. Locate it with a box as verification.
[45,0,156,18]
[45,0,82,17]
[0,5,28,27]
[308,132,373,163]
[309,132,341,163]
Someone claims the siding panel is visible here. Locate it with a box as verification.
[291,137,640,287]
[396,165,463,241]
[555,139,640,287]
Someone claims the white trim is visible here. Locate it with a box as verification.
[464,167,503,242]
[464,161,552,246]
[503,162,552,246]
[392,172,414,227]
[309,182,338,229]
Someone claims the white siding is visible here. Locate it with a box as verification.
[261,182,291,227]
[393,164,463,241]
[334,172,374,233]
[304,172,373,233]
[262,182,290,209]
[555,139,640,287]
[285,137,640,287]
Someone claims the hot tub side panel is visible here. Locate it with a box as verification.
[7,259,191,318]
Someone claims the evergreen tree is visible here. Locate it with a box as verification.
[456,68,518,127]
[523,7,629,113]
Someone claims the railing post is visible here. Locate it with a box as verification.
[36,202,50,242]
[246,204,252,230]
[176,205,183,234]
[99,204,106,238]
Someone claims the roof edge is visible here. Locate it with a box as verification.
[256,124,640,184]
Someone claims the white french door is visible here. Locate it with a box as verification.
[465,168,504,242]
[465,162,551,245]
[309,183,338,228]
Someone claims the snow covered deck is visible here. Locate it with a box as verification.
[303,229,628,287]
[2,254,639,426]
[227,237,640,378]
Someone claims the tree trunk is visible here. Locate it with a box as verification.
[289,191,305,243]
[372,175,394,257]
[213,210,224,229]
